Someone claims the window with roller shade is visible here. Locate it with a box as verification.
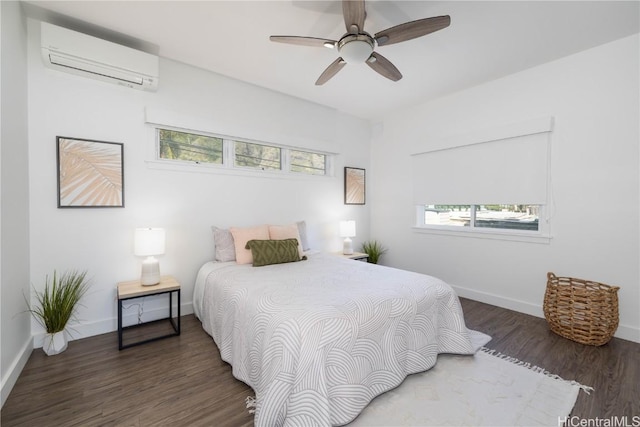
[412,118,552,240]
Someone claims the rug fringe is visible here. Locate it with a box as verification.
[245,395,256,414]
[479,347,594,394]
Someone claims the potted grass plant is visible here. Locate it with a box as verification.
[360,240,388,264]
[27,270,90,356]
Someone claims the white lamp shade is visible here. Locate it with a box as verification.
[134,228,165,256]
[339,220,356,238]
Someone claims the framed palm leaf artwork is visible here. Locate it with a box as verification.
[57,136,124,208]
[344,167,365,205]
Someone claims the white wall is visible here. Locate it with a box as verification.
[371,35,640,343]
[26,18,372,343]
[1,1,32,407]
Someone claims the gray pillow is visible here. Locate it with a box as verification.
[212,226,236,262]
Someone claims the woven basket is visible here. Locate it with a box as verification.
[543,272,620,346]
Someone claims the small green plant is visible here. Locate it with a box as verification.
[360,240,388,264]
[27,270,90,334]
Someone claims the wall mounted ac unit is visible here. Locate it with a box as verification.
[41,22,159,91]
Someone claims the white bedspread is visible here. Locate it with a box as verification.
[195,253,475,427]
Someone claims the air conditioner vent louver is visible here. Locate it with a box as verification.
[41,22,159,91]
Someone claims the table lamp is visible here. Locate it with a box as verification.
[134,228,165,286]
[340,220,356,255]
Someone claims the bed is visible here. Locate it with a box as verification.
[194,252,476,426]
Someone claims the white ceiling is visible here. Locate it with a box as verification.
[24,1,640,120]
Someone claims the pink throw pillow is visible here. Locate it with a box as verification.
[269,224,305,259]
[230,225,270,264]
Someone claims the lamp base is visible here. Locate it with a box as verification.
[343,238,354,255]
[140,256,160,286]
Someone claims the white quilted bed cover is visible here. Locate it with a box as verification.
[195,253,475,426]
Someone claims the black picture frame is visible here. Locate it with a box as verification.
[57,136,124,208]
[344,167,365,205]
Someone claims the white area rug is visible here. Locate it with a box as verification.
[347,337,592,426]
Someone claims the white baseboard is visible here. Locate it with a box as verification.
[32,301,194,348]
[452,284,640,344]
[615,324,640,343]
[452,284,544,318]
[1,337,33,408]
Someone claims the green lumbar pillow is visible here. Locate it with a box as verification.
[245,239,307,267]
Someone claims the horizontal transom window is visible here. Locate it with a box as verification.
[155,128,331,176]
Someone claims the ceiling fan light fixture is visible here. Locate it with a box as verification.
[338,34,374,64]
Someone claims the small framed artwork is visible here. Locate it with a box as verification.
[344,167,365,205]
[57,136,124,208]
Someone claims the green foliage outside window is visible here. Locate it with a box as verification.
[159,129,223,164]
[235,141,281,170]
[291,150,326,175]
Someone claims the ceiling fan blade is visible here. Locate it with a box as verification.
[366,52,402,81]
[375,15,451,47]
[270,35,337,48]
[315,58,347,85]
[342,0,366,34]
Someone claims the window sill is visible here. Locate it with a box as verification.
[411,226,551,244]
[145,159,333,180]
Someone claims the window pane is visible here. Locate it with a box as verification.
[291,150,326,175]
[235,141,281,170]
[158,129,223,164]
[423,204,539,231]
[475,205,539,231]
[424,205,471,226]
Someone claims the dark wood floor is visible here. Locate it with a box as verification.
[2,298,638,426]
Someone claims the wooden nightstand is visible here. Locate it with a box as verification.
[333,251,369,262]
[117,275,181,350]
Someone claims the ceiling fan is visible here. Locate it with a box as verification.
[270,0,451,85]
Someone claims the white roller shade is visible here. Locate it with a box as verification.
[412,119,552,205]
